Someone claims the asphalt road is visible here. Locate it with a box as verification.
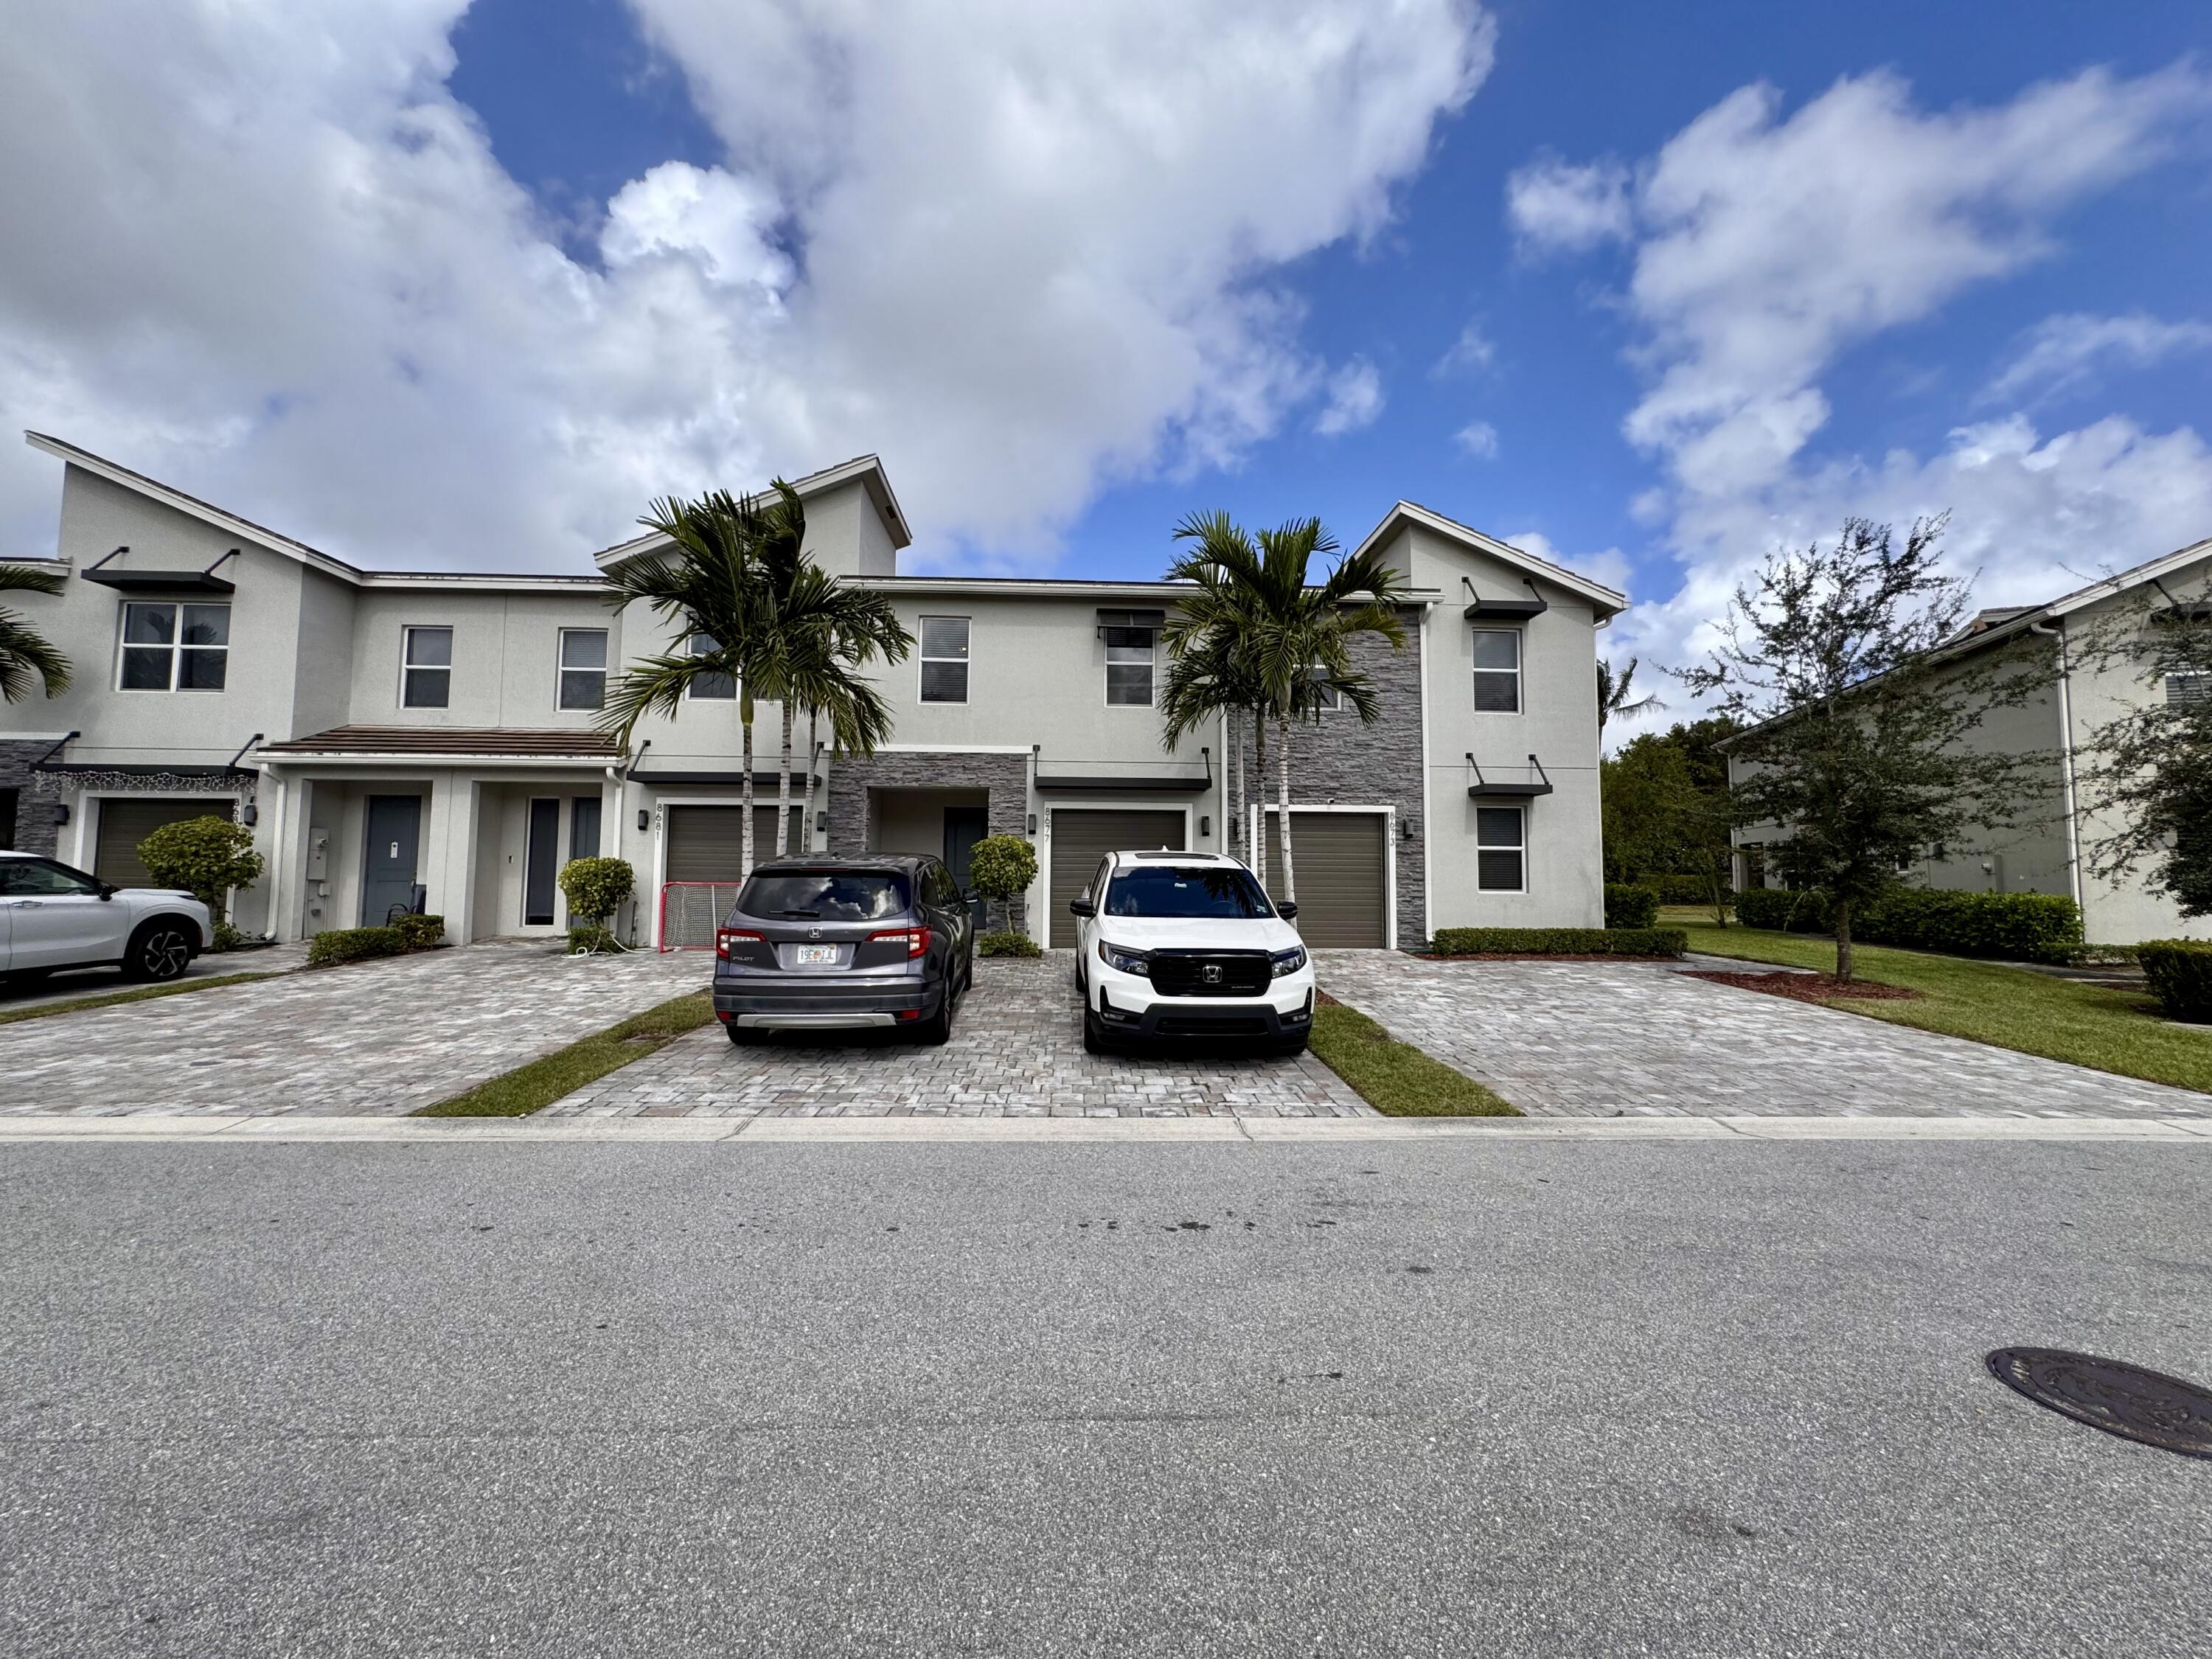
[2,1139,2208,1657]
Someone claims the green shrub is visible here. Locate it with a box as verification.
[978,929,1041,958]
[567,925,624,955]
[1734,885,2082,963]
[1734,887,1832,932]
[1603,883,1660,928]
[1428,927,1686,958]
[212,919,251,952]
[967,835,1039,935]
[392,912,446,951]
[307,926,406,967]
[137,813,262,927]
[1651,873,1735,906]
[557,857,635,928]
[2137,939,2212,1022]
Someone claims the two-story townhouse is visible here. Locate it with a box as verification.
[4,431,1625,950]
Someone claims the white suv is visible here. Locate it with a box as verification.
[0,851,212,986]
[1068,850,1316,1054]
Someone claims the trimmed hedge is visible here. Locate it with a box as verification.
[1603,883,1660,929]
[1650,873,1735,906]
[567,925,624,955]
[392,912,446,950]
[1734,886,2082,963]
[307,926,407,967]
[1429,927,1686,958]
[978,929,1042,958]
[2137,939,2212,1022]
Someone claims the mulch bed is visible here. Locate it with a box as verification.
[1684,970,1923,1004]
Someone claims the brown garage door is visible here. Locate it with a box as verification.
[663,804,805,882]
[1048,808,1186,945]
[1264,810,1388,947]
[94,796,237,888]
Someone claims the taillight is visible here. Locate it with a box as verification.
[715,927,765,960]
[866,925,931,959]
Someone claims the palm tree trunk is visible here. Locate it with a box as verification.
[1225,709,1239,857]
[740,703,757,880]
[1251,707,1268,887]
[1276,714,1295,904]
[801,710,820,852]
[775,700,795,858]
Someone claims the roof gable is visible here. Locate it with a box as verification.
[1353,500,1627,619]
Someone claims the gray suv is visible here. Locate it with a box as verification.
[712,855,975,1044]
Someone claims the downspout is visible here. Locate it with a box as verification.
[612,740,650,946]
[2031,619,2083,914]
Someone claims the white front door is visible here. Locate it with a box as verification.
[0,858,133,970]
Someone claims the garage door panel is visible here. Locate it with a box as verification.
[1048,809,1185,945]
[1265,810,1387,948]
[663,804,804,883]
[94,796,237,889]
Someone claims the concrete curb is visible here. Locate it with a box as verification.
[0,1113,2207,1144]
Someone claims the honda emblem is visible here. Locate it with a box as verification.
[809,926,823,941]
[1202,964,1222,984]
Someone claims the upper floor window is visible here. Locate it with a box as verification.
[402,626,452,708]
[1105,626,1154,706]
[119,602,229,692]
[2168,672,2211,707]
[919,616,970,703]
[1471,628,1520,713]
[1311,668,1342,713]
[559,629,608,710]
[1475,805,1526,891]
[688,632,737,700]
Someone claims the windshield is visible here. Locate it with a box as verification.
[1103,866,1275,919]
[739,871,908,922]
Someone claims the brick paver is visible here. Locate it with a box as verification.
[1,941,708,1116]
[547,953,1372,1119]
[1315,950,2212,1119]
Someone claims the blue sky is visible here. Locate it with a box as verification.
[4,1,2208,689]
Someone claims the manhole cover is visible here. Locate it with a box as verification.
[1986,1347,2212,1459]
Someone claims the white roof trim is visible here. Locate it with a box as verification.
[2046,536,2212,621]
[592,453,912,569]
[1354,500,1627,617]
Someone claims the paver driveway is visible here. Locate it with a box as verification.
[547,953,1371,1119]
[1,941,706,1117]
[1316,950,2212,1119]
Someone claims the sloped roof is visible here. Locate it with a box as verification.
[260,726,619,757]
[590,453,913,569]
[1352,500,1628,619]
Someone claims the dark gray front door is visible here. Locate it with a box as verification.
[525,798,560,925]
[943,805,989,926]
[362,796,422,925]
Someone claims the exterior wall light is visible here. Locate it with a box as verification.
[637,808,650,832]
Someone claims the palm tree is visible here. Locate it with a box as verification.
[1158,571,1264,863]
[1,565,72,703]
[1597,656,1664,731]
[1164,512,1408,902]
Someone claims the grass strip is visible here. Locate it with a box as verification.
[1310,995,1518,1116]
[0,972,273,1027]
[1677,923,2212,1094]
[414,990,717,1118]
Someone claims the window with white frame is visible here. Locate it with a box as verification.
[919,616,970,703]
[2168,672,2211,706]
[119,602,230,692]
[558,628,608,710]
[1475,805,1525,891]
[1471,629,1520,713]
[1105,625,1154,706]
[401,625,452,708]
[1311,668,1342,712]
[687,632,736,699]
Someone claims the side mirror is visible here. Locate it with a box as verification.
[97,884,117,901]
[1068,898,1095,918]
[1277,900,1298,920]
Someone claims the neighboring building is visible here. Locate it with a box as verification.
[2,433,1625,949]
[1727,537,2212,946]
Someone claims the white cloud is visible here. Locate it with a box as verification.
[1432,319,1495,377]
[1453,420,1498,459]
[1509,530,1632,600]
[1313,356,1385,437]
[0,0,1496,570]
[1984,311,2212,404]
[1505,155,1632,254]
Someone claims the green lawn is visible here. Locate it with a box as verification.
[414,991,718,1117]
[0,972,274,1027]
[1310,997,1518,1116]
[1677,923,2212,1094]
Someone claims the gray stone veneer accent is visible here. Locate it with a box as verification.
[1229,608,1427,948]
[0,742,254,858]
[1,740,62,855]
[828,750,1031,926]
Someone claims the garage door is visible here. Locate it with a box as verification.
[1264,809,1388,947]
[1048,808,1185,945]
[663,804,805,882]
[94,796,237,889]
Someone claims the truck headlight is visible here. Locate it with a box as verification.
[1270,946,1308,977]
[1097,941,1150,977]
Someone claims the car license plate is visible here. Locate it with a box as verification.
[794,944,839,965]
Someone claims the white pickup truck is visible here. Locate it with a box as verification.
[1067,849,1315,1054]
[0,850,212,986]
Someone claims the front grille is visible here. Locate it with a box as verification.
[1147,950,1272,997]
[1156,1015,1272,1037]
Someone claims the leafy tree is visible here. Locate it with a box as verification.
[1601,723,1737,924]
[1163,512,1408,900]
[2073,574,2212,917]
[1677,515,2052,980]
[1,564,72,703]
[965,834,1040,936]
[1596,656,1663,731]
[138,814,262,940]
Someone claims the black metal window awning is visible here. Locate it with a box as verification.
[1034,771,1209,793]
[1095,607,1167,635]
[80,545,239,594]
[1461,576,1546,621]
[1467,753,1554,797]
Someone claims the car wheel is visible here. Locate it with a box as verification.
[125,920,195,983]
[1273,1034,1310,1057]
[915,990,953,1046]
[1081,1003,1107,1055]
[724,1021,759,1046]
